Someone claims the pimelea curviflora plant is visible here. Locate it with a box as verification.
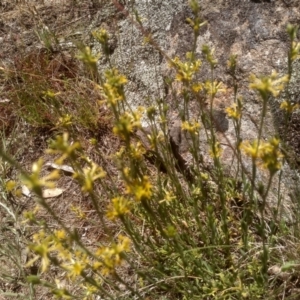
[2,1,300,299]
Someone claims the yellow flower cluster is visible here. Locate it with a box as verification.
[70,205,86,220]
[181,119,201,134]
[22,158,60,197]
[46,132,81,165]
[240,137,284,174]
[113,110,142,141]
[102,68,127,107]
[94,235,130,275]
[159,190,176,204]
[249,71,289,100]
[126,175,152,202]
[203,80,225,98]
[209,141,222,159]
[56,114,73,128]
[106,196,131,220]
[280,100,299,113]
[129,141,146,160]
[171,54,201,83]
[76,46,100,67]
[225,102,242,120]
[73,162,106,192]
[27,229,69,273]
[27,227,131,295]
[92,28,108,46]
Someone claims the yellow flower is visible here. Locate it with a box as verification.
[95,235,130,275]
[74,162,106,193]
[249,71,289,100]
[113,110,142,140]
[240,138,284,174]
[56,114,72,128]
[22,159,60,197]
[103,68,127,106]
[280,100,299,113]
[203,80,225,98]
[209,141,222,159]
[126,176,152,202]
[171,56,201,83]
[5,180,16,192]
[240,140,260,160]
[106,196,131,220]
[191,82,203,93]
[92,28,109,46]
[54,229,67,241]
[76,46,100,67]
[258,137,283,174]
[181,119,200,133]
[65,261,85,279]
[47,132,81,164]
[225,103,242,120]
[129,142,146,160]
[70,205,86,220]
[159,190,176,204]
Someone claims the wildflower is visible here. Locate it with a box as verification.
[22,159,60,197]
[95,235,130,275]
[209,141,222,159]
[125,176,152,202]
[181,119,200,133]
[56,114,72,128]
[240,137,284,174]
[191,82,202,93]
[65,261,85,279]
[113,110,142,141]
[280,100,299,113]
[171,55,201,83]
[47,132,81,164]
[70,205,86,220]
[203,80,225,98]
[159,190,176,204]
[225,103,242,120]
[27,231,54,273]
[5,180,16,192]
[92,28,109,45]
[92,28,111,56]
[129,142,146,160]
[258,137,284,174]
[106,196,131,220]
[249,71,289,100]
[76,46,100,67]
[23,205,40,223]
[103,69,127,106]
[239,140,260,160]
[53,229,67,241]
[202,45,218,68]
[187,0,207,37]
[73,162,106,193]
[83,283,99,299]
